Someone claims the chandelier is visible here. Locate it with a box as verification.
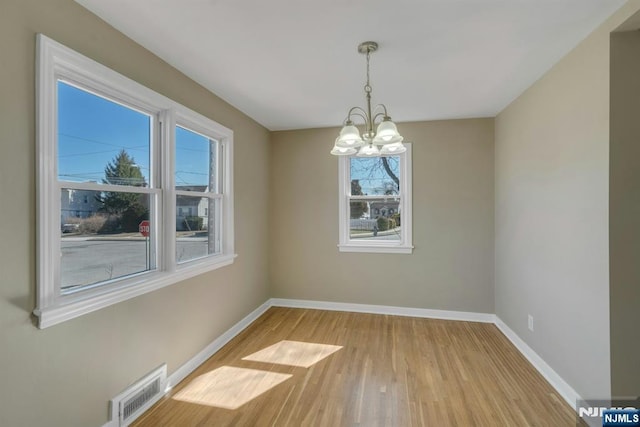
[330,41,406,157]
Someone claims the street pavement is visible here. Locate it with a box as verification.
[61,237,209,289]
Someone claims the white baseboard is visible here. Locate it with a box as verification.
[106,298,586,427]
[102,300,271,427]
[269,298,496,323]
[275,299,587,423]
[494,316,582,410]
[161,297,491,397]
[166,300,272,390]
[158,297,491,403]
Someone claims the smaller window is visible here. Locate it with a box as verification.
[337,144,413,254]
[174,125,223,264]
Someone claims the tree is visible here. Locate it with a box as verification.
[97,150,148,231]
[381,157,399,190]
[350,179,368,219]
[102,149,145,187]
[350,157,400,195]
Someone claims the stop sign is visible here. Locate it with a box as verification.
[139,220,150,237]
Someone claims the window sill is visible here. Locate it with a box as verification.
[338,244,414,254]
[33,253,237,329]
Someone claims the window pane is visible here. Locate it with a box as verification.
[348,156,402,241]
[350,156,400,196]
[60,190,152,291]
[349,199,401,241]
[176,196,220,263]
[176,126,218,192]
[61,188,103,226]
[57,81,151,186]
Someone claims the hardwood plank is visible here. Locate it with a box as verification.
[133,308,581,426]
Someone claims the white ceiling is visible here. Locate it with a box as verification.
[76,0,625,131]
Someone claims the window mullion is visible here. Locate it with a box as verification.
[215,142,224,255]
[174,190,222,198]
[57,181,159,194]
[160,110,176,273]
[221,139,234,256]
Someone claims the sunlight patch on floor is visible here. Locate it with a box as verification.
[172,366,292,410]
[242,340,343,368]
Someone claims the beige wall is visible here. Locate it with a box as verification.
[269,119,494,313]
[495,1,640,401]
[610,28,640,398]
[3,1,639,424]
[0,1,270,426]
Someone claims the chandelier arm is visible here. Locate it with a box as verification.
[348,112,369,125]
[374,104,390,117]
[372,112,388,125]
[346,106,370,123]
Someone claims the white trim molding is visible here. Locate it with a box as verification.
[337,244,413,254]
[158,298,495,398]
[269,298,495,323]
[165,300,272,390]
[494,316,582,410]
[36,34,235,328]
[102,298,586,426]
[102,300,271,427]
[35,254,236,329]
[272,299,585,417]
[337,144,413,254]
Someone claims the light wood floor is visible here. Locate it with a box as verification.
[134,307,581,426]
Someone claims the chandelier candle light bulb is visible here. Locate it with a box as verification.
[331,41,406,157]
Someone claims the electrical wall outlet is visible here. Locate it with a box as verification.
[528,314,534,332]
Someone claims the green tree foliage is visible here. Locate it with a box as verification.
[97,150,148,232]
[377,216,396,231]
[103,149,145,187]
[350,179,368,219]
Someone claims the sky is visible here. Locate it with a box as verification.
[57,80,393,194]
[350,157,400,195]
[57,81,211,188]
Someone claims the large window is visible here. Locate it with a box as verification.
[338,145,412,253]
[36,35,234,328]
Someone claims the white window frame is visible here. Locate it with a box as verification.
[337,144,413,254]
[35,34,235,328]
[172,115,227,265]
